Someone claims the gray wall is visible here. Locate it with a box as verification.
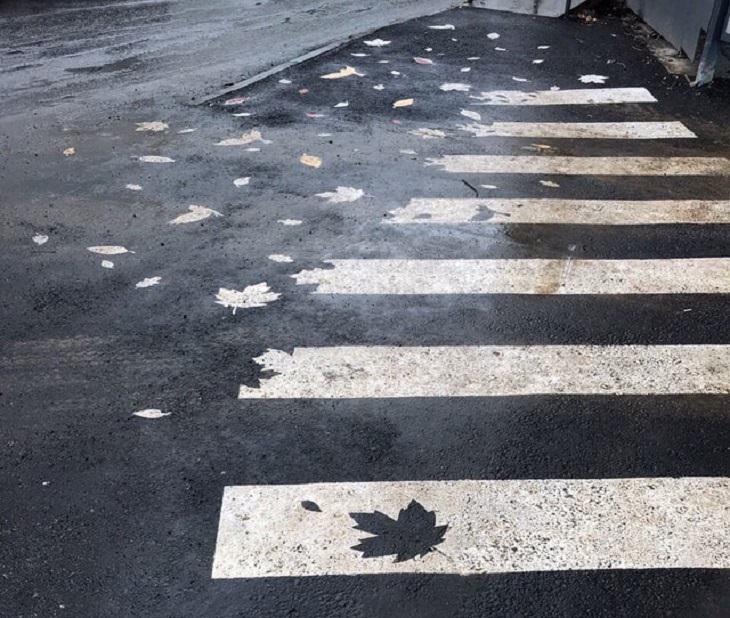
[472,0,587,17]
[627,0,721,59]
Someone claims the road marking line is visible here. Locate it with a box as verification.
[386,198,730,224]
[469,87,657,105]
[460,121,696,139]
[238,345,730,399]
[291,258,730,295]
[212,477,730,578]
[427,155,730,175]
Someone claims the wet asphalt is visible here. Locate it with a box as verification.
[2,3,730,617]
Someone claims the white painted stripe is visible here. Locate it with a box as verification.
[469,87,657,106]
[460,121,696,139]
[292,259,730,295]
[212,477,730,578]
[428,155,730,176]
[238,345,730,399]
[386,198,730,225]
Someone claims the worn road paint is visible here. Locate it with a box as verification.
[580,74,609,84]
[135,121,168,132]
[427,155,730,175]
[386,198,730,225]
[459,121,696,139]
[138,155,175,163]
[212,477,730,578]
[238,345,730,399]
[440,82,471,91]
[292,258,730,295]
[315,187,364,203]
[470,87,656,106]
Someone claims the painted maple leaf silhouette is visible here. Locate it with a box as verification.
[350,500,448,563]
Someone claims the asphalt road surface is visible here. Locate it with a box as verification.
[2,3,730,617]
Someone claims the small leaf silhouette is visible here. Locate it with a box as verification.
[350,500,447,563]
[301,500,321,512]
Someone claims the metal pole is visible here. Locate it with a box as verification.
[694,0,730,86]
[564,0,572,16]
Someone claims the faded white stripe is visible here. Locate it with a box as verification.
[386,198,730,225]
[428,155,730,176]
[292,259,730,295]
[238,345,730,399]
[212,477,730,578]
[460,121,696,139]
[470,87,657,106]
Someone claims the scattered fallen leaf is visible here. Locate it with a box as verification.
[277,219,302,226]
[299,88,309,95]
[87,246,130,255]
[306,112,326,118]
[63,147,75,157]
[467,56,480,60]
[487,32,500,40]
[138,155,175,163]
[268,254,293,263]
[512,76,529,82]
[400,149,417,155]
[279,78,292,84]
[460,109,481,121]
[413,57,433,65]
[178,128,196,134]
[223,96,248,105]
[233,177,250,187]
[495,47,507,52]
[214,283,280,314]
[579,74,609,84]
[364,39,391,47]
[429,24,455,30]
[101,260,114,269]
[334,101,349,108]
[320,66,362,80]
[481,184,498,189]
[125,184,142,191]
[300,154,322,168]
[540,180,560,188]
[460,67,471,73]
[350,53,369,57]
[136,121,168,132]
[233,112,252,117]
[533,59,544,64]
[390,71,401,76]
[216,129,264,146]
[301,501,321,512]
[538,45,551,50]
[133,409,170,419]
[439,82,470,92]
[393,98,414,108]
[169,205,222,225]
[136,276,161,288]
[373,84,385,91]
[410,128,446,139]
[315,186,364,203]
[32,234,49,245]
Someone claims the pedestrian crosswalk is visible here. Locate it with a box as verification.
[213,84,730,580]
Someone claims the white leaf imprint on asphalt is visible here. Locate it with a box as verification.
[487,32,500,40]
[216,129,265,146]
[136,121,168,132]
[320,66,363,80]
[126,184,142,191]
[169,205,222,225]
[460,109,481,121]
[136,276,161,288]
[32,234,49,245]
[439,83,471,92]
[87,246,130,255]
[101,260,114,269]
[138,155,175,163]
[315,186,364,203]
[133,409,170,419]
[428,24,455,30]
[277,219,303,226]
[364,39,391,47]
[579,74,609,84]
[410,128,446,139]
[268,254,293,263]
[233,177,250,187]
[214,283,280,314]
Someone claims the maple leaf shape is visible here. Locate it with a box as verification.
[350,500,447,563]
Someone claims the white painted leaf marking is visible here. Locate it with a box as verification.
[439,83,471,92]
[169,205,222,225]
[233,177,250,187]
[32,234,49,245]
[139,155,175,163]
[216,130,264,146]
[136,121,168,132]
[315,186,364,203]
[579,74,609,84]
[133,409,170,419]
[87,246,130,255]
[214,283,280,314]
[135,277,161,288]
